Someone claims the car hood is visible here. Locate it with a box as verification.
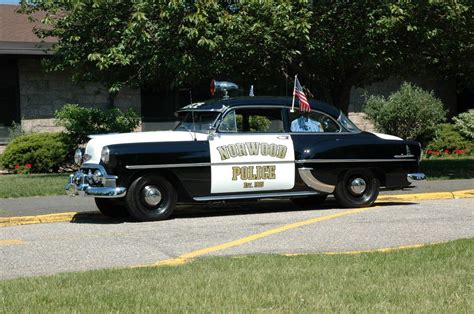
[84,130,208,164]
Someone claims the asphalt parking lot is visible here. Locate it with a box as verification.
[0,178,473,218]
[1,197,473,280]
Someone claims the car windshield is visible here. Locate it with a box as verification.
[174,111,219,133]
[337,112,361,133]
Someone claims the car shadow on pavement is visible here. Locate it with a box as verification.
[69,200,418,224]
[70,212,134,224]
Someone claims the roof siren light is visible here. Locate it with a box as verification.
[210,79,239,99]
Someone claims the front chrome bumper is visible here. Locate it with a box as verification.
[65,164,126,198]
[407,172,426,182]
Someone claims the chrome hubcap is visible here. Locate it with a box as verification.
[349,178,366,195]
[143,186,162,206]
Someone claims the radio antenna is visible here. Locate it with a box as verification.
[191,110,197,141]
[189,89,197,141]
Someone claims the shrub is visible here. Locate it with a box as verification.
[363,82,446,143]
[0,133,74,173]
[453,109,474,140]
[55,104,140,144]
[425,123,473,157]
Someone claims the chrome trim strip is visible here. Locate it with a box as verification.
[127,158,418,169]
[296,158,417,163]
[394,154,415,158]
[193,191,320,201]
[126,160,295,169]
[126,163,211,169]
[214,160,293,166]
[298,168,335,193]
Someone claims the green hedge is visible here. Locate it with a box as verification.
[363,82,446,143]
[0,133,74,173]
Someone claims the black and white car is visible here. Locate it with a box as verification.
[66,90,425,221]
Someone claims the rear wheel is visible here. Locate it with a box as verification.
[126,174,177,221]
[94,198,129,218]
[291,194,328,208]
[334,169,379,208]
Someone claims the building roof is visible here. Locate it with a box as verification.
[0,4,55,55]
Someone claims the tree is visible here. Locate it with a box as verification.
[208,1,311,92]
[22,1,472,113]
[298,0,473,113]
[21,1,208,95]
[21,0,310,96]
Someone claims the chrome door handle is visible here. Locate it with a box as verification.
[277,135,289,140]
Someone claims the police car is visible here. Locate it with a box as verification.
[66,81,425,221]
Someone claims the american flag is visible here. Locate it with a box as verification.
[293,76,311,112]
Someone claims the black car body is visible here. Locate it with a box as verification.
[67,96,425,221]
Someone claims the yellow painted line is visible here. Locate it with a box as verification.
[281,243,431,257]
[321,243,427,255]
[0,239,26,246]
[137,206,375,268]
[0,212,78,228]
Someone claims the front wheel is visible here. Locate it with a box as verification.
[334,169,379,208]
[126,174,177,221]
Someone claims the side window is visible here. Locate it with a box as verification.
[218,108,285,133]
[289,110,340,133]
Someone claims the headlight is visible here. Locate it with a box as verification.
[101,146,110,164]
[74,148,83,165]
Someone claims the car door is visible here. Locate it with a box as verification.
[288,109,345,193]
[209,107,295,194]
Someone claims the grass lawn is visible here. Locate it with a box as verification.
[0,173,69,198]
[421,156,474,180]
[0,238,472,312]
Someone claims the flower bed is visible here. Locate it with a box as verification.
[424,149,470,158]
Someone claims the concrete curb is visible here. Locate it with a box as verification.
[1,189,473,228]
[377,189,474,202]
[0,212,78,228]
